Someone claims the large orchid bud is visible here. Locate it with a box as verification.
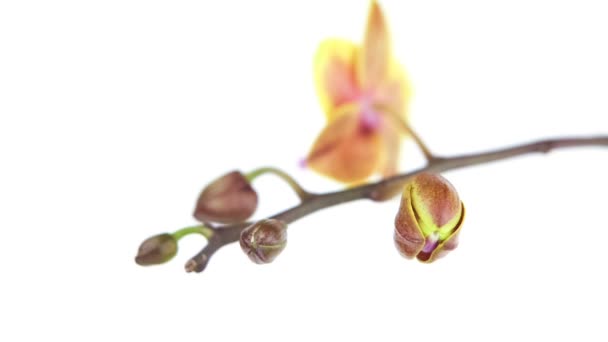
[239,219,287,264]
[193,171,258,224]
[394,172,465,263]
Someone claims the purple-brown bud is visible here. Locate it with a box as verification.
[193,171,258,224]
[394,172,465,263]
[135,233,178,266]
[239,219,287,264]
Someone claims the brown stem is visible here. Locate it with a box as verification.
[186,135,608,273]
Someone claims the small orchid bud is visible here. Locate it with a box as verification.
[135,233,178,266]
[193,171,258,224]
[394,172,465,263]
[239,219,287,264]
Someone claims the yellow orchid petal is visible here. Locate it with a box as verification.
[314,39,360,121]
[306,104,385,184]
[358,0,391,89]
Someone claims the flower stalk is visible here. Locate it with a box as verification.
[172,225,214,240]
[246,167,313,201]
[178,135,608,273]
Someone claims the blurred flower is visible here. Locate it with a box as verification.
[306,0,411,183]
[240,219,287,264]
[394,173,464,262]
[135,233,178,266]
[193,171,258,224]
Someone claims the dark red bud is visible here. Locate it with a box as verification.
[193,171,258,224]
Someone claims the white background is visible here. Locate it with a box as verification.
[1,0,607,341]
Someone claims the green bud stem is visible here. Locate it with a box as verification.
[246,167,313,201]
[172,225,214,241]
[180,134,608,273]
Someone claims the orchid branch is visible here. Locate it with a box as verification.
[180,135,608,273]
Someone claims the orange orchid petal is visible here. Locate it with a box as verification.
[358,0,391,89]
[374,61,412,121]
[306,104,384,183]
[378,118,401,177]
[314,39,360,121]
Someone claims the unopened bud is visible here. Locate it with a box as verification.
[193,171,258,224]
[135,233,178,266]
[239,219,287,264]
[394,172,465,263]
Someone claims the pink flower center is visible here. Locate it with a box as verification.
[358,94,382,134]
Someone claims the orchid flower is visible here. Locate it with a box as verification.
[305,0,412,183]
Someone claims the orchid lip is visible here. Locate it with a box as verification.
[359,97,382,133]
[421,233,439,253]
[360,109,381,133]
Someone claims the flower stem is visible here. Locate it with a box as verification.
[172,225,214,240]
[378,106,439,162]
[395,117,438,162]
[184,134,608,273]
[246,166,313,201]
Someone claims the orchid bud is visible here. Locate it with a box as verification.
[193,171,258,224]
[135,233,178,266]
[394,172,465,263]
[239,219,287,264]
